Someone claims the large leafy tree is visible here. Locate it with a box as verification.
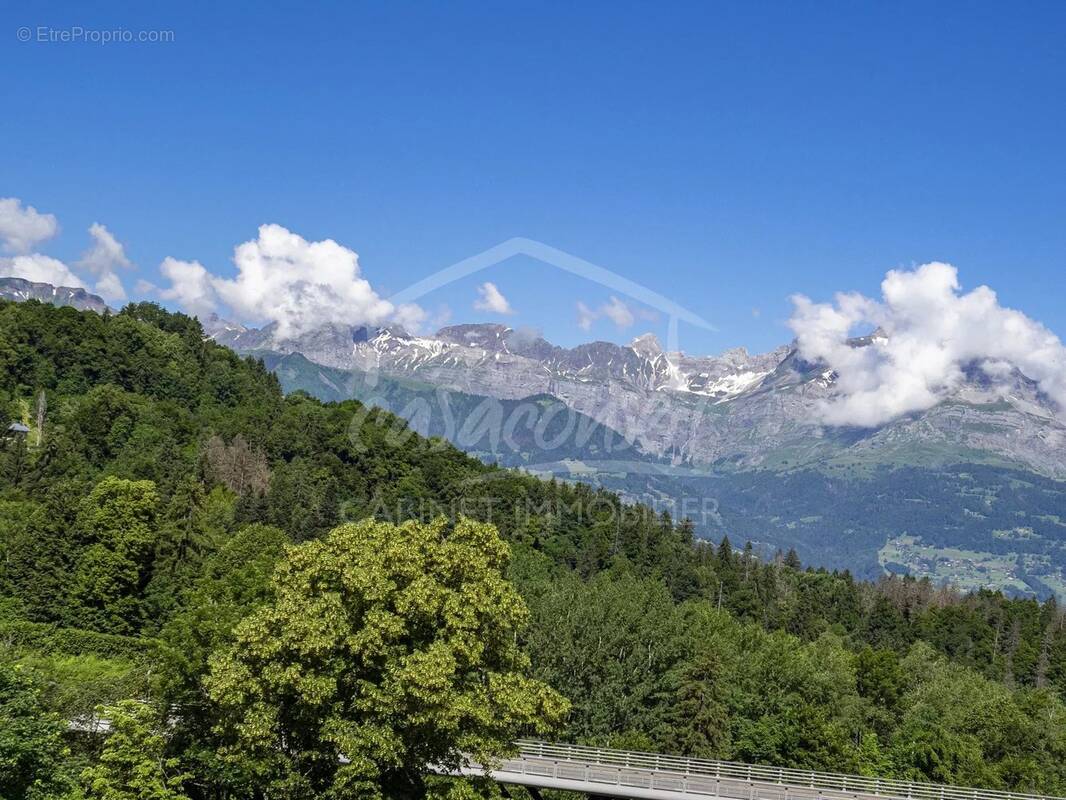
[206,517,568,800]
[68,476,159,634]
[0,664,71,800]
[81,700,190,800]
[518,571,694,744]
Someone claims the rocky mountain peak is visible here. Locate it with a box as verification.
[846,327,889,348]
[0,276,112,314]
[371,324,407,341]
[716,346,754,365]
[435,323,512,350]
[629,332,663,358]
[200,313,247,338]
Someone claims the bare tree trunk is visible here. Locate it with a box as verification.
[34,389,46,447]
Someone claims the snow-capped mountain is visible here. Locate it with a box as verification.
[0,277,112,314]
[210,320,1066,478]
[214,320,789,400]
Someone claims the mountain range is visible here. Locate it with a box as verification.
[206,316,1066,479]
[204,313,1066,598]
[6,280,1066,597]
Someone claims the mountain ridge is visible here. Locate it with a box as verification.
[209,317,1066,479]
[0,276,112,313]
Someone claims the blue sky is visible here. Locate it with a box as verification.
[3,1,1065,355]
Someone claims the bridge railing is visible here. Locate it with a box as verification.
[512,740,1064,800]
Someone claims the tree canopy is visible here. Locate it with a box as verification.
[207,517,567,799]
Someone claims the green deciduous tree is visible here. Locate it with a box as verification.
[68,477,159,634]
[206,517,568,800]
[519,571,694,744]
[856,646,906,713]
[81,700,190,800]
[892,643,1066,791]
[162,523,291,704]
[0,663,71,800]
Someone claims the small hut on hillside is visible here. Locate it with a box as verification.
[5,422,30,439]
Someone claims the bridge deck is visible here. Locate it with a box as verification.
[451,740,1064,800]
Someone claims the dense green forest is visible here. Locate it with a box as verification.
[595,465,1066,589]
[2,299,1066,798]
[258,350,656,468]
[255,346,1066,595]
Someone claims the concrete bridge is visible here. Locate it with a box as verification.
[446,740,1063,800]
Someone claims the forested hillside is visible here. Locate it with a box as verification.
[2,299,1066,797]
[250,340,1066,598]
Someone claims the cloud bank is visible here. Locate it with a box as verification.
[789,262,1066,427]
[159,257,216,317]
[0,201,416,335]
[2,253,86,289]
[0,198,130,302]
[0,198,59,254]
[473,281,514,315]
[159,224,421,339]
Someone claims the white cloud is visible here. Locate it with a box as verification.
[159,257,218,318]
[576,301,596,331]
[78,222,131,274]
[218,224,399,337]
[392,302,428,332]
[134,278,158,296]
[428,304,453,330]
[94,272,127,303]
[473,281,514,315]
[159,224,417,338]
[0,198,59,254]
[0,253,86,288]
[71,223,133,304]
[576,296,639,331]
[601,296,635,328]
[789,262,1066,427]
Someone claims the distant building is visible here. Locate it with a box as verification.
[5,422,30,438]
